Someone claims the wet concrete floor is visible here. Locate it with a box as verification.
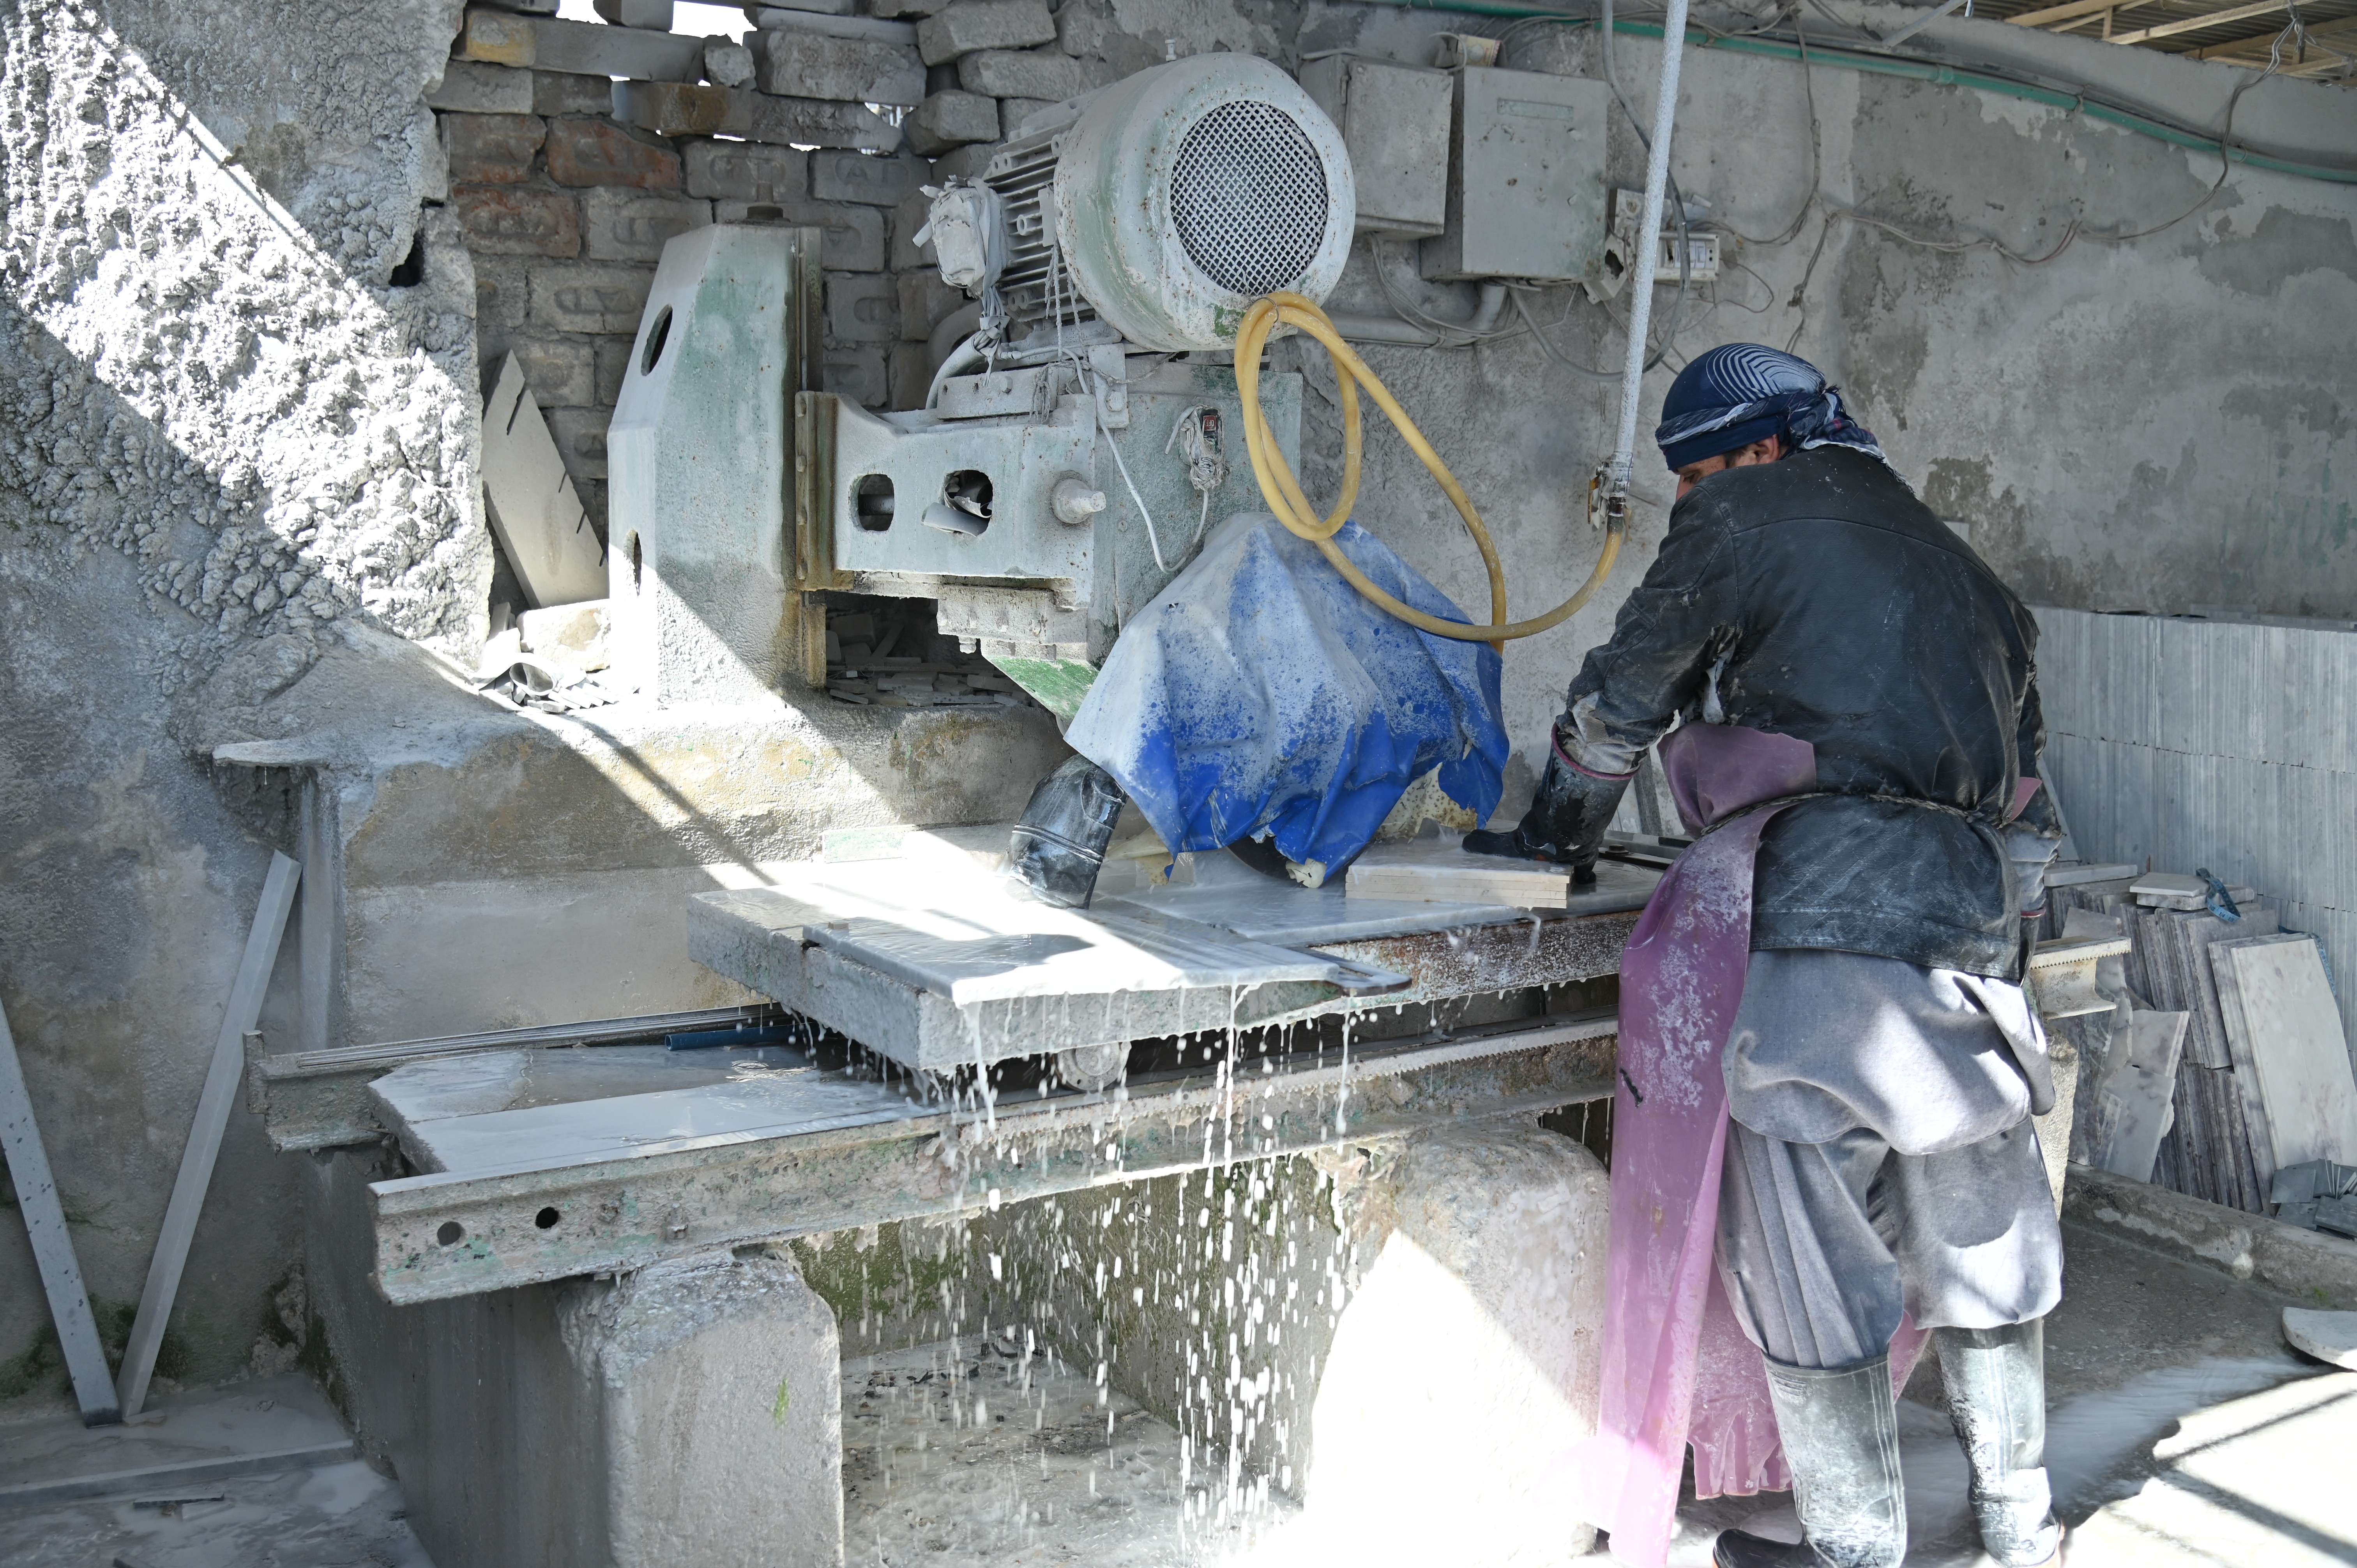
[0,1221,2346,1566]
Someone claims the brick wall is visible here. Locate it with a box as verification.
[422,0,1179,548]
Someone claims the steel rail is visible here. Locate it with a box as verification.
[365,1013,1620,1304]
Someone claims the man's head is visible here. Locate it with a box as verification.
[1653,344,1883,499]
[1674,434,1784,502]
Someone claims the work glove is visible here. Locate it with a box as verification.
[1462,742,1629,885]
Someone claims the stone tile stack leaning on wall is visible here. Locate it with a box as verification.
[426,0,1223,548]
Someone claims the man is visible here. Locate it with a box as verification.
[1470,344,2066,1568]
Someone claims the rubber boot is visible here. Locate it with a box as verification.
[1713,1355,1907,1568]
[1005,756,1125,909]
[1934,1320,2062,1566]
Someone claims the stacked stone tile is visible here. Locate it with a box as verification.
[425,0,1245,540]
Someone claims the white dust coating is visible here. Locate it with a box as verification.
[0,0,488,656]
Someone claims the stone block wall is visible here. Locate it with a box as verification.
[422,0,1265,546]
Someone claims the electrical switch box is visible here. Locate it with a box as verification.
[1298,55,1453,238]
[1421,67,1610,282]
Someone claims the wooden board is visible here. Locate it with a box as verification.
[2211,934,2357,1186]
[481,353,606,608]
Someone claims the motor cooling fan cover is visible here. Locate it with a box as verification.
[1053,55,1355,353]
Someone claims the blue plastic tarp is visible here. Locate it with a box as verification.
[1065,512,1509,874]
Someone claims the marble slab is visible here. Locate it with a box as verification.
[371,1050,923,1175]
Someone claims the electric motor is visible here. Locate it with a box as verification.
[956,53,1357,353]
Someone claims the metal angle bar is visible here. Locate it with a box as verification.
[117,852,302,1418]
[253,1003,789,1153]
[272,1003,788,1076]
[366,1014,1621,1305]
[0,996,120,1425]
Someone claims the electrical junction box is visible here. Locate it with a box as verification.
[1614,188,1721,283]
[1421,67,1610,282]
[1297,55,1453,238]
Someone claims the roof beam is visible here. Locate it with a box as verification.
[2189,12,2357,57]
[2111,0,2287,45]
[2007,0,2155,29]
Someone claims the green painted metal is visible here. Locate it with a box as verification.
[1354,0,2357,186]
[986,653,1099,723]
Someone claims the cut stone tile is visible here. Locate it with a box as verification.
[0,1376,353,1509]
[752,29,926,105]
[507,336,599,408]
[744,7,919,42]
[544,119,683,189]
[709,200,885,270]
[427,58,535,115]
[440,111,544,185]
[740,91,905,152]
[905,88,998,154]
[529,261,658,333]
[822,344,889,408]
[610,79,737,138]
[533,69,618,117]
[682,137,808,202]
[580,187,714,263]
[702,35,754,86]
[481,353,608,607]
[888,187,934,269]
[916,0,1057,66]
[458,8,705,81]
[997,95,1056,136]
[593,0,674,28]
[2213,933,2357,1181]
[956,45,1112,100]
[929,138,1001,180]
[824,270,899,343]
[897,268,967,341]
[809,148,931,206]
[2282,1308,2357,1368]
[451,182,581,257]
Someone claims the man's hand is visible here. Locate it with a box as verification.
[1463,738,1630,884]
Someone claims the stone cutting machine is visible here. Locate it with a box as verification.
[606,52,1351,712]
[591,50,1659,1092]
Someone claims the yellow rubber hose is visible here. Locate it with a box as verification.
[1233,292,1624,649]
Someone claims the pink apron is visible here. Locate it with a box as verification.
[1564,725,1934,1567]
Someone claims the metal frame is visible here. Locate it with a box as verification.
[364,1012,1618,1305]
[253,1004,784,1152]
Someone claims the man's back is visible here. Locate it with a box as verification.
[1564,445,2050,976]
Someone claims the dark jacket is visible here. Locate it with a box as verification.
[1560,445,2059,979]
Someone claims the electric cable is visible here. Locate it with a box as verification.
[1233,293,1624,647]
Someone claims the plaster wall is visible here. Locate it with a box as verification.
[1262,2,2357,800]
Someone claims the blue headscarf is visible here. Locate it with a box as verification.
[1654,344,1885,472]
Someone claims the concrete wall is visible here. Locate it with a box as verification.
[0,0,479,1404]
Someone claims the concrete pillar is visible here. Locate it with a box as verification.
[302,1150,843,1568]
[1300,1123,1610,1565]
[558,1253,843,1568]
